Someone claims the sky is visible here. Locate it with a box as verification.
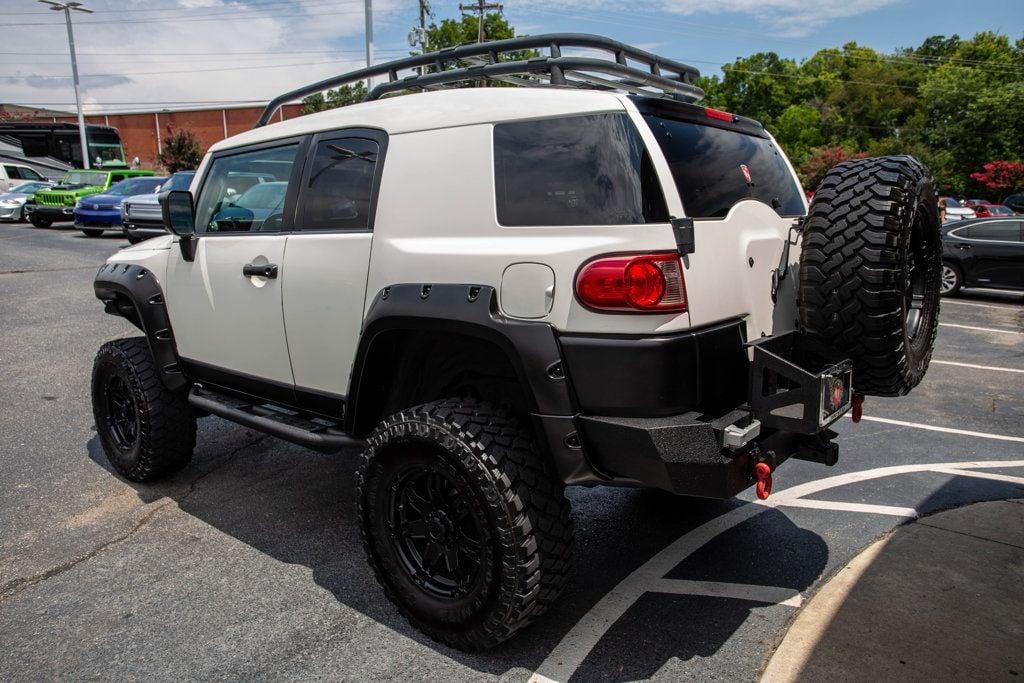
[0,0,1021,115]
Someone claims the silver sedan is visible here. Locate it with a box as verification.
[0,181,55,222]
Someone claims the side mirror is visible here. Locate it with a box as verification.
[159,190,198,262]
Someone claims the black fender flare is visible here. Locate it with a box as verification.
[93,262,187,391]
[345,284,577,436]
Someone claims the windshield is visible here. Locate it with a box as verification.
[641,114,804,218]
[106,177,165,196]
[61,171,107,186]
[162,172,196,192]
[11,182,48,193]
[233,182,287,210]
[943,197,964,208]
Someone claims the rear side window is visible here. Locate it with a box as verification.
[494,113,668,226]
[962,221,1022,242]
[298,137,379,231]
[4,165,22,179]
[641,115,804,219]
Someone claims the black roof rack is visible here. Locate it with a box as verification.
[255,33,704,128]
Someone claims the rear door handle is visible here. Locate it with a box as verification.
[957,244,971,250]
[243,262,278,278]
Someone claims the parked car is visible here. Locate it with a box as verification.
[121,170,196,243]
[0,181,54,222]
[73,176,167,237]
[968,203,1015,218]
[88,35,942,650]
[0,163,47,193]
[940,217,1024,295]
[26,168,156,228]
[1003,194,1024,214]
[940,196,976,222]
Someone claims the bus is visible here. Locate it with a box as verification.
[0,121,128,169]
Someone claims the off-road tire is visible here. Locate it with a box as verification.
[799,156,941,396]
[91,337,195,481]
[82,229,104,237]
[940,261,962,296]
[356,399,574,651]
[29,214,52,229]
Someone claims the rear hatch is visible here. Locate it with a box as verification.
[633,98,806,339]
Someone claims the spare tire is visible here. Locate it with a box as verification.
[798,156,941,397]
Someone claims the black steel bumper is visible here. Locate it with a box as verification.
[559,326,851,498]
[28,205,75,219]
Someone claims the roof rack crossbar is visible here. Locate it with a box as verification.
[255,33,703,127]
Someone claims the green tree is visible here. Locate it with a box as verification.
[158,128,203,173]
[301,81,368,114]
[425,12,516,50]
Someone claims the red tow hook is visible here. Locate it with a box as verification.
[754,462,773,500]
[851,392,865,423]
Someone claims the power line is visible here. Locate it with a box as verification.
[3,3,401,27]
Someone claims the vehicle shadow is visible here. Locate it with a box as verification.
[86,419,829,680]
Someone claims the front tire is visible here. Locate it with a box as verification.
[30,214,52,228]
[82,228,104,237]
[92,337,196,481]
[940,262,962,296]
[356,399,574,650]
[799,156,941,396]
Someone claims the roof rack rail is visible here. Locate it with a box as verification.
[255,33,704,128]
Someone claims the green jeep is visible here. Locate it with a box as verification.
[27,169,155,228]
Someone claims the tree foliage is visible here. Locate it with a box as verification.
[701,32,1024,196]
[301,82,368,114]
[970,161,1024,193]
[158,128,203,173]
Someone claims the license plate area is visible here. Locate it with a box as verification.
[749,332,853,434]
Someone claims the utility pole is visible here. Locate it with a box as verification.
[459,0,503,43]
[364,0,374,88]
[39,1,92,169]
[419,0,429,31]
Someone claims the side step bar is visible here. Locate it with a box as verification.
[188,386,366,454]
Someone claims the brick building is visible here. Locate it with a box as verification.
[42,103,307,171]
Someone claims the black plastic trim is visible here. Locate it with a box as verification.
[93,262,186,391]
[346,284,577,436]
[559,319,748,417]
[630,96,768,138]
[180,357,296,408]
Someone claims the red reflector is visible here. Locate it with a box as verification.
[705,108,734,122]
[576,253,687,312]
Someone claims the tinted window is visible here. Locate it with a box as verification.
[967,221,1021,242]
[642,114,804,219]
[195,143,299,234]
[299,137,379,231]
[494,114,668,227]
[21,167,43,181]
[4,166,21,179]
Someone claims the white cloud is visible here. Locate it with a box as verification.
[658,0,899,37]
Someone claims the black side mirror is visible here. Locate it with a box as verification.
[159,190,197,262]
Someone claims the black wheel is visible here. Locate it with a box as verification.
[940,262,962,296]
[357,399,574,650]
[82,228,104,237]
[91,337,196,481]
[30,214,52,228]
[799,156,941,396]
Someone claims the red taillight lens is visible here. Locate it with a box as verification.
[705,107,735,122]
[576,253,687,312]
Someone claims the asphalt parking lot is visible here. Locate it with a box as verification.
[1,220,1022,682]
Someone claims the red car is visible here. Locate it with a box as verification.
[965,202,1015,218]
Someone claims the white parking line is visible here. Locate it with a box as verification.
[928,468,1024,487]
[530,460,1024,683]
[931,360,1024,374]
[650,579,804,607]
[851,415,1024,443]
[942,299,1022,311]
[939,322,1022,335]
[775,499,918,518]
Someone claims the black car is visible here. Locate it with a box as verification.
[1004,194,1024,215]
[941,217,1024,295]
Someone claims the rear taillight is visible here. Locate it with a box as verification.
[704,107,735,122]
[576,253,687,312]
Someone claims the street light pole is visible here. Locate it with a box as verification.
[39,1,92,170]
[364,0,374,89]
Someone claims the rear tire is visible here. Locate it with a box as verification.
[82,229,104,237]
[30,214,52,228]
[356,399,574,650]
[799,156,941,396]
[91,337,195,481]
[940,262,962,296]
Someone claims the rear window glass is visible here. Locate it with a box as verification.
[641,114,804,219]
[959,221,1021,242]
[493,113,668,226]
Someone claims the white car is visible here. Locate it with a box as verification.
[0,181,54,222]
[941,196,977,221]
[88,34,941,650]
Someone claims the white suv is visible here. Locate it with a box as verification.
[90,35,942,649]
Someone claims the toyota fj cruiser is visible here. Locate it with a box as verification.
[90,35,941,650]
